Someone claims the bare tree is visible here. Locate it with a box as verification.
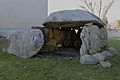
[79,0,116,26]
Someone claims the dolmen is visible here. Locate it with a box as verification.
[3,9,117,67]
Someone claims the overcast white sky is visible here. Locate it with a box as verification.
[48,0,120,22]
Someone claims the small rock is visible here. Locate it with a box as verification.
[101,50,108,56]
[108,47,117,53]
[69,57,73,60]
[80,55,99,64]
[57,44,62,48]
[108,47,117,57]
[100,61,112,68]
[23,66,27,69]
[92,53,106,61]
[101,49,116,57]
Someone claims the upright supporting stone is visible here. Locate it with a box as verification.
[80,23,108,56]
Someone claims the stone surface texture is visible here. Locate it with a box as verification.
[45,9,104,25]
[101,48,117,57]
[100,61,112,68]
[107,47,117,57]
[92,53,106,61]
[3,29,44,58]
[80,24,108,56]
[80,54,99,64]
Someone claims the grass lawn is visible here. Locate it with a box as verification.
[0,38,120,80]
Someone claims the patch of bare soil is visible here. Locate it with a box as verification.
[35,48,80,59]
[54,48,80,58]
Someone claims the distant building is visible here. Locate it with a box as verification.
[0,0,48,28]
